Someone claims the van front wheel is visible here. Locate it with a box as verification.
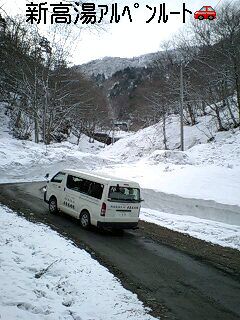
[79,211,90,229]
[49,197,58,214]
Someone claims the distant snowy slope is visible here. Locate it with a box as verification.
[74,52,162,78]
[99,115,214,161]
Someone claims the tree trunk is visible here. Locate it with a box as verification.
[77,132,81,145]
[232,56,240,125]
[15,110,21,128]
[46,112,52,145]
[214,106,225,131]
[201,101,207,116]
[226,99,238,127]
[187,103,196,126]
[162,109,168,150]
[34,116,39,143]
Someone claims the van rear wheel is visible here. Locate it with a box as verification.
[49,197,58,214]
[80,211,90,229]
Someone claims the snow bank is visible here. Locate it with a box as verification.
[141,188,240,226]
[0,205,156,320]
[141,208,240,250]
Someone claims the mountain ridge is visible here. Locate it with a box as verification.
[74,51,162,78]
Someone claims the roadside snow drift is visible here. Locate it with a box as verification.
[0,206,156,320]
[140,208,240,250]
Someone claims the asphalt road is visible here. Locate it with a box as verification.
[0,182,240,320]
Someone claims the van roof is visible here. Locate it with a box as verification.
[62,169,140,185]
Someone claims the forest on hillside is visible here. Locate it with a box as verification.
[0,15,108,144]
[104,1,240,133]
[0,1,239,144]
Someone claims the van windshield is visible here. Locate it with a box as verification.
[108,186,140,202]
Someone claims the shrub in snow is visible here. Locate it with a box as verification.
[146,150,193,165]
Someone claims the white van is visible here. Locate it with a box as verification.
[44,169,142,230]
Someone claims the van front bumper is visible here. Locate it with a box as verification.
[97,221,138,229]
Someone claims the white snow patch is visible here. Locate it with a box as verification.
[0,205,156,320]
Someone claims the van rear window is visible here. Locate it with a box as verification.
[66,175,104,200]
[108,186,140,202]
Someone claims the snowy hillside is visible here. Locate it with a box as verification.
[98,113,240,207]
[0,106,114,183]
[74,51,162,78]
[99,106,240,168]
[99,114,239,162]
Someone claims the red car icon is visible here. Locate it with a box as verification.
[194,6,216,20]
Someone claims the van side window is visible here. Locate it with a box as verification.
[80,179,91,194]
[51,172,66,183]
[89,182,104,199]
[66,175,103,199]
[67,175,83,191]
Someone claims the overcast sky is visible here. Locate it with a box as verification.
[2,0,220,65]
